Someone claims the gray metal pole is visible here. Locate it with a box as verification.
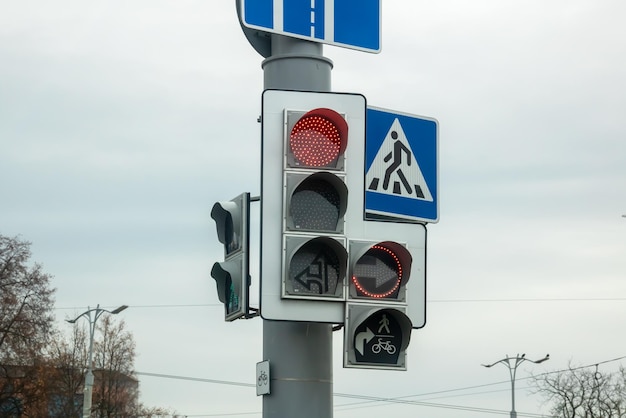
[261,34,334,418]
[83,310,96,418]
[482,354,549,418]
[509,365,517,418]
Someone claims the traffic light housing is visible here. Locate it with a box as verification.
[282,107,350,301]
[260,90,426,344]
[344,304,413,370]
[344,237,417,369]
[210,192,250,321]
[261,90,366,322]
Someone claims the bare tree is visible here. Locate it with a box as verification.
[44,326,89,417]
[533,362,626,418]
[0,234,171,417]
[0,234,56,415]
[91,315,137,418]
[46,320,174,418]
[132,405,176,417]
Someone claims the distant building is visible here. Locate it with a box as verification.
[0,364,138,417]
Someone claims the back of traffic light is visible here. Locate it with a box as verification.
[210,192,251,322]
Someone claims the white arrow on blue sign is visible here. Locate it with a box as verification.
[365,107,439,223]
[240,0,381,53]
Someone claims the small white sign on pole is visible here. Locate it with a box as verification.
[256,360,270,396]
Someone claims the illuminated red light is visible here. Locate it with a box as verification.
[352,245,403,298]
[290,108,348,168]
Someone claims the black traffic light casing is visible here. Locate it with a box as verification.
[210,192,250,321]
[344,239,414,369]
[344,304,412,370]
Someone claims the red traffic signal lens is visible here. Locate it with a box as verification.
[352,244,404,299]
[290,108,348,168]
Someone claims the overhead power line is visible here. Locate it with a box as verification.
[430,298,626,303]
[135,371,543,418]
[135,371,254,388]
[335,393,553,417]
[135,355,626,417]
[55,297,626,311]
[136,355,626,392]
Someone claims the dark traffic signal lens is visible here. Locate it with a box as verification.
[287,172,348,233]
[291,177,340,231]
[288,240,342,296]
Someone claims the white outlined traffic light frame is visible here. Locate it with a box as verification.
[260,90,426,329]
[261,90,365,322]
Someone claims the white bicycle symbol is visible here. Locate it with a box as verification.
[371,338,396,355]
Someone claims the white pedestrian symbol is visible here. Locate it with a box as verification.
[366,118,433,201]
[378,314,391,334]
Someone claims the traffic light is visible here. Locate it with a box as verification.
[282,107,349,300]
[261,89,366,323]
[344,305,412,369]
[260,90,427,359]
[210,192,250,321]
[348,240,412,301]
[344,238,416,370]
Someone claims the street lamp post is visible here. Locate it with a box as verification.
[67,304,128,418]
[482,353,550,418]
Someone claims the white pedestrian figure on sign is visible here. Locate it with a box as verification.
[378,314,391,334]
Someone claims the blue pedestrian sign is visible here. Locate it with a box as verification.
[365,107,439,223]
[240,0,381,53]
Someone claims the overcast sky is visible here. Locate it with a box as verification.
[2,1,626,417]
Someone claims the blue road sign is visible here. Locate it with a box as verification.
[365,107,439,223]
[241,0,381,53]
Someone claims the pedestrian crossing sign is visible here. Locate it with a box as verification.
[365,107,438,223]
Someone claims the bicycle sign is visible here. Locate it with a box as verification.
[256,360,270,396]
[352,311,403,366]
[371,338,396,355]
